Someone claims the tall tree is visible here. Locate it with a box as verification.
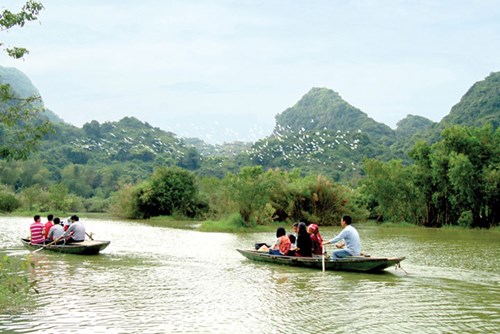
[1,1,51,160]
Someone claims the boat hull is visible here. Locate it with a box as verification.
[21,238,110,255]
[237,249,404,273]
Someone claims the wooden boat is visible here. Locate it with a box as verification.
[237,249,405,273]
[21,238,110,255]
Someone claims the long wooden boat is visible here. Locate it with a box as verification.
[21,238,110,255]
[237,249,405,273]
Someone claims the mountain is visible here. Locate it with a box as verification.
[395,114,436,138]
[0,66,40,98]
[37,116,197,167]
[390,115,439,154]
[274,87,396,146]
[0,65,63,123]
[440,71,500,129]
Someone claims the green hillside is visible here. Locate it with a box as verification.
[441,71,500,129]
[275,87,396,146]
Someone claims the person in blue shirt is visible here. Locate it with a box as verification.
[322,215,361,258]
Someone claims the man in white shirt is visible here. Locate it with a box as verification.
[63,215,86,243]
[47,217,64,243]
[322,215,361,258]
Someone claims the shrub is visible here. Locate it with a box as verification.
[0,192,20,212]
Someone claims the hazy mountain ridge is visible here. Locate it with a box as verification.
[0,66,63,123]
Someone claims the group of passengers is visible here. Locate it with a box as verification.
[29,214,86,245]
[263,215,361,259]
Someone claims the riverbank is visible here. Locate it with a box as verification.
[3,212,499,233]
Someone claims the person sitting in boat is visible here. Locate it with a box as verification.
[293,222,312,257]
[29,214,45,245]
[47,217,65,244]
[287,234,296,256]
[42,214,54,241]
[62,215,86,243]
[322,215,361,259]
[308,223,324,255]
[291,222,298,241]
[268,227,291,256]
[63,217,71,231]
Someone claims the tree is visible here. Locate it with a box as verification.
[223,166,273,226]
[134,166,201,219]
[409,141,443,227]
[360,159,424,225]
[443,125,500,227]
[19,184,40,211]
[1,1,52,160]
[409,125,499,228]
[0,2,45,313]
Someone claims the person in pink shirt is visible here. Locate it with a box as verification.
[43,214,54,241]
[30,215,44,245]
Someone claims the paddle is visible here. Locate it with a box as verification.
[86,232,94,240]
[32,236,63,254]
[322,244,325,272]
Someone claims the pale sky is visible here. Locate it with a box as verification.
[2,0,499,143]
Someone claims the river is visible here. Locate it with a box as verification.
[1,217,499,334]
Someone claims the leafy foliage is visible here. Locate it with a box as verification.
[113,167,207,219]
[0,2,51,160]
[361,124,500,228]
[0,255,38,314]
[441,72,500,129]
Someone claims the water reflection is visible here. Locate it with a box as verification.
[1,217,499,333]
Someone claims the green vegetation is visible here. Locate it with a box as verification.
[0,254,38,314]
[0,0,45,314]
[361,124,499,228]
[441,72,500,129]
[0,2,52,160]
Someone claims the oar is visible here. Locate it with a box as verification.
[32,236,63,254]
[86,231,94,240]
[322,244,326,272]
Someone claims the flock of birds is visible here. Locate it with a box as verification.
[70,119,365,172]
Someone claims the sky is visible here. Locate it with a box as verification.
[2,0,500,144]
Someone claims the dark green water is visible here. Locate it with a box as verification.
[1,217,499,333]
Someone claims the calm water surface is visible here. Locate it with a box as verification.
[1,217,499,334]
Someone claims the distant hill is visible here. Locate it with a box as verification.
[390,114,439,155]
[0,66,40,98]
[0,65,63,123]
[441,71,500,129]
[274,87,396,146]
[395,114,436,138]
[36,116,198,167]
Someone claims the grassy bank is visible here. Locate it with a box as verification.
[5,211,498,233]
